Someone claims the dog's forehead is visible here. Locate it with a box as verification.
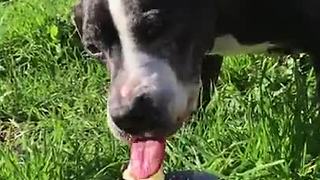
[109,0,187,17]
[107,0,172,52]
[121,0,171,10]
[111,0,159,16]
[107,0,148,36]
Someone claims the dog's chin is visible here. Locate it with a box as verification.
[107,115,185,143]
[107,115,131,142]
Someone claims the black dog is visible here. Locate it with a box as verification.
[73,0,320,178]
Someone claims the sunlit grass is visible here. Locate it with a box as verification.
[1,0,319,179]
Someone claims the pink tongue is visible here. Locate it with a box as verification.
[129,139,166,179]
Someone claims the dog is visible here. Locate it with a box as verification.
[73,0,320,178]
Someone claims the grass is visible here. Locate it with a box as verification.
[1,0,320,179]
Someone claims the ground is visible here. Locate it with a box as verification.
[1,0,320,179]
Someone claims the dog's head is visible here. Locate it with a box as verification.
[74,0,216,142]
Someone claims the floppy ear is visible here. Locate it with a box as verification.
[72,0,118,58]
[73,1,83,37]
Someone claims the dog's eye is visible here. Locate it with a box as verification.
[135,9,166,42]
[143,9,162,24]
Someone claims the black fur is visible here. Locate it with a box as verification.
[73,0,320,137]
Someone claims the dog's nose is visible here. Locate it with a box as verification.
[109,93,161,135]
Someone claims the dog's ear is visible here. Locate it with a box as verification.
[73,1,83,37]
[72,0,118,59]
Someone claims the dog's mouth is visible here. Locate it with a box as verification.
[108,106,193,178]
[124,115,191,179]
[116,117,187,179]
[127,137,166,179]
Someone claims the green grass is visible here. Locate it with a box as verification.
[1,0,320,179]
